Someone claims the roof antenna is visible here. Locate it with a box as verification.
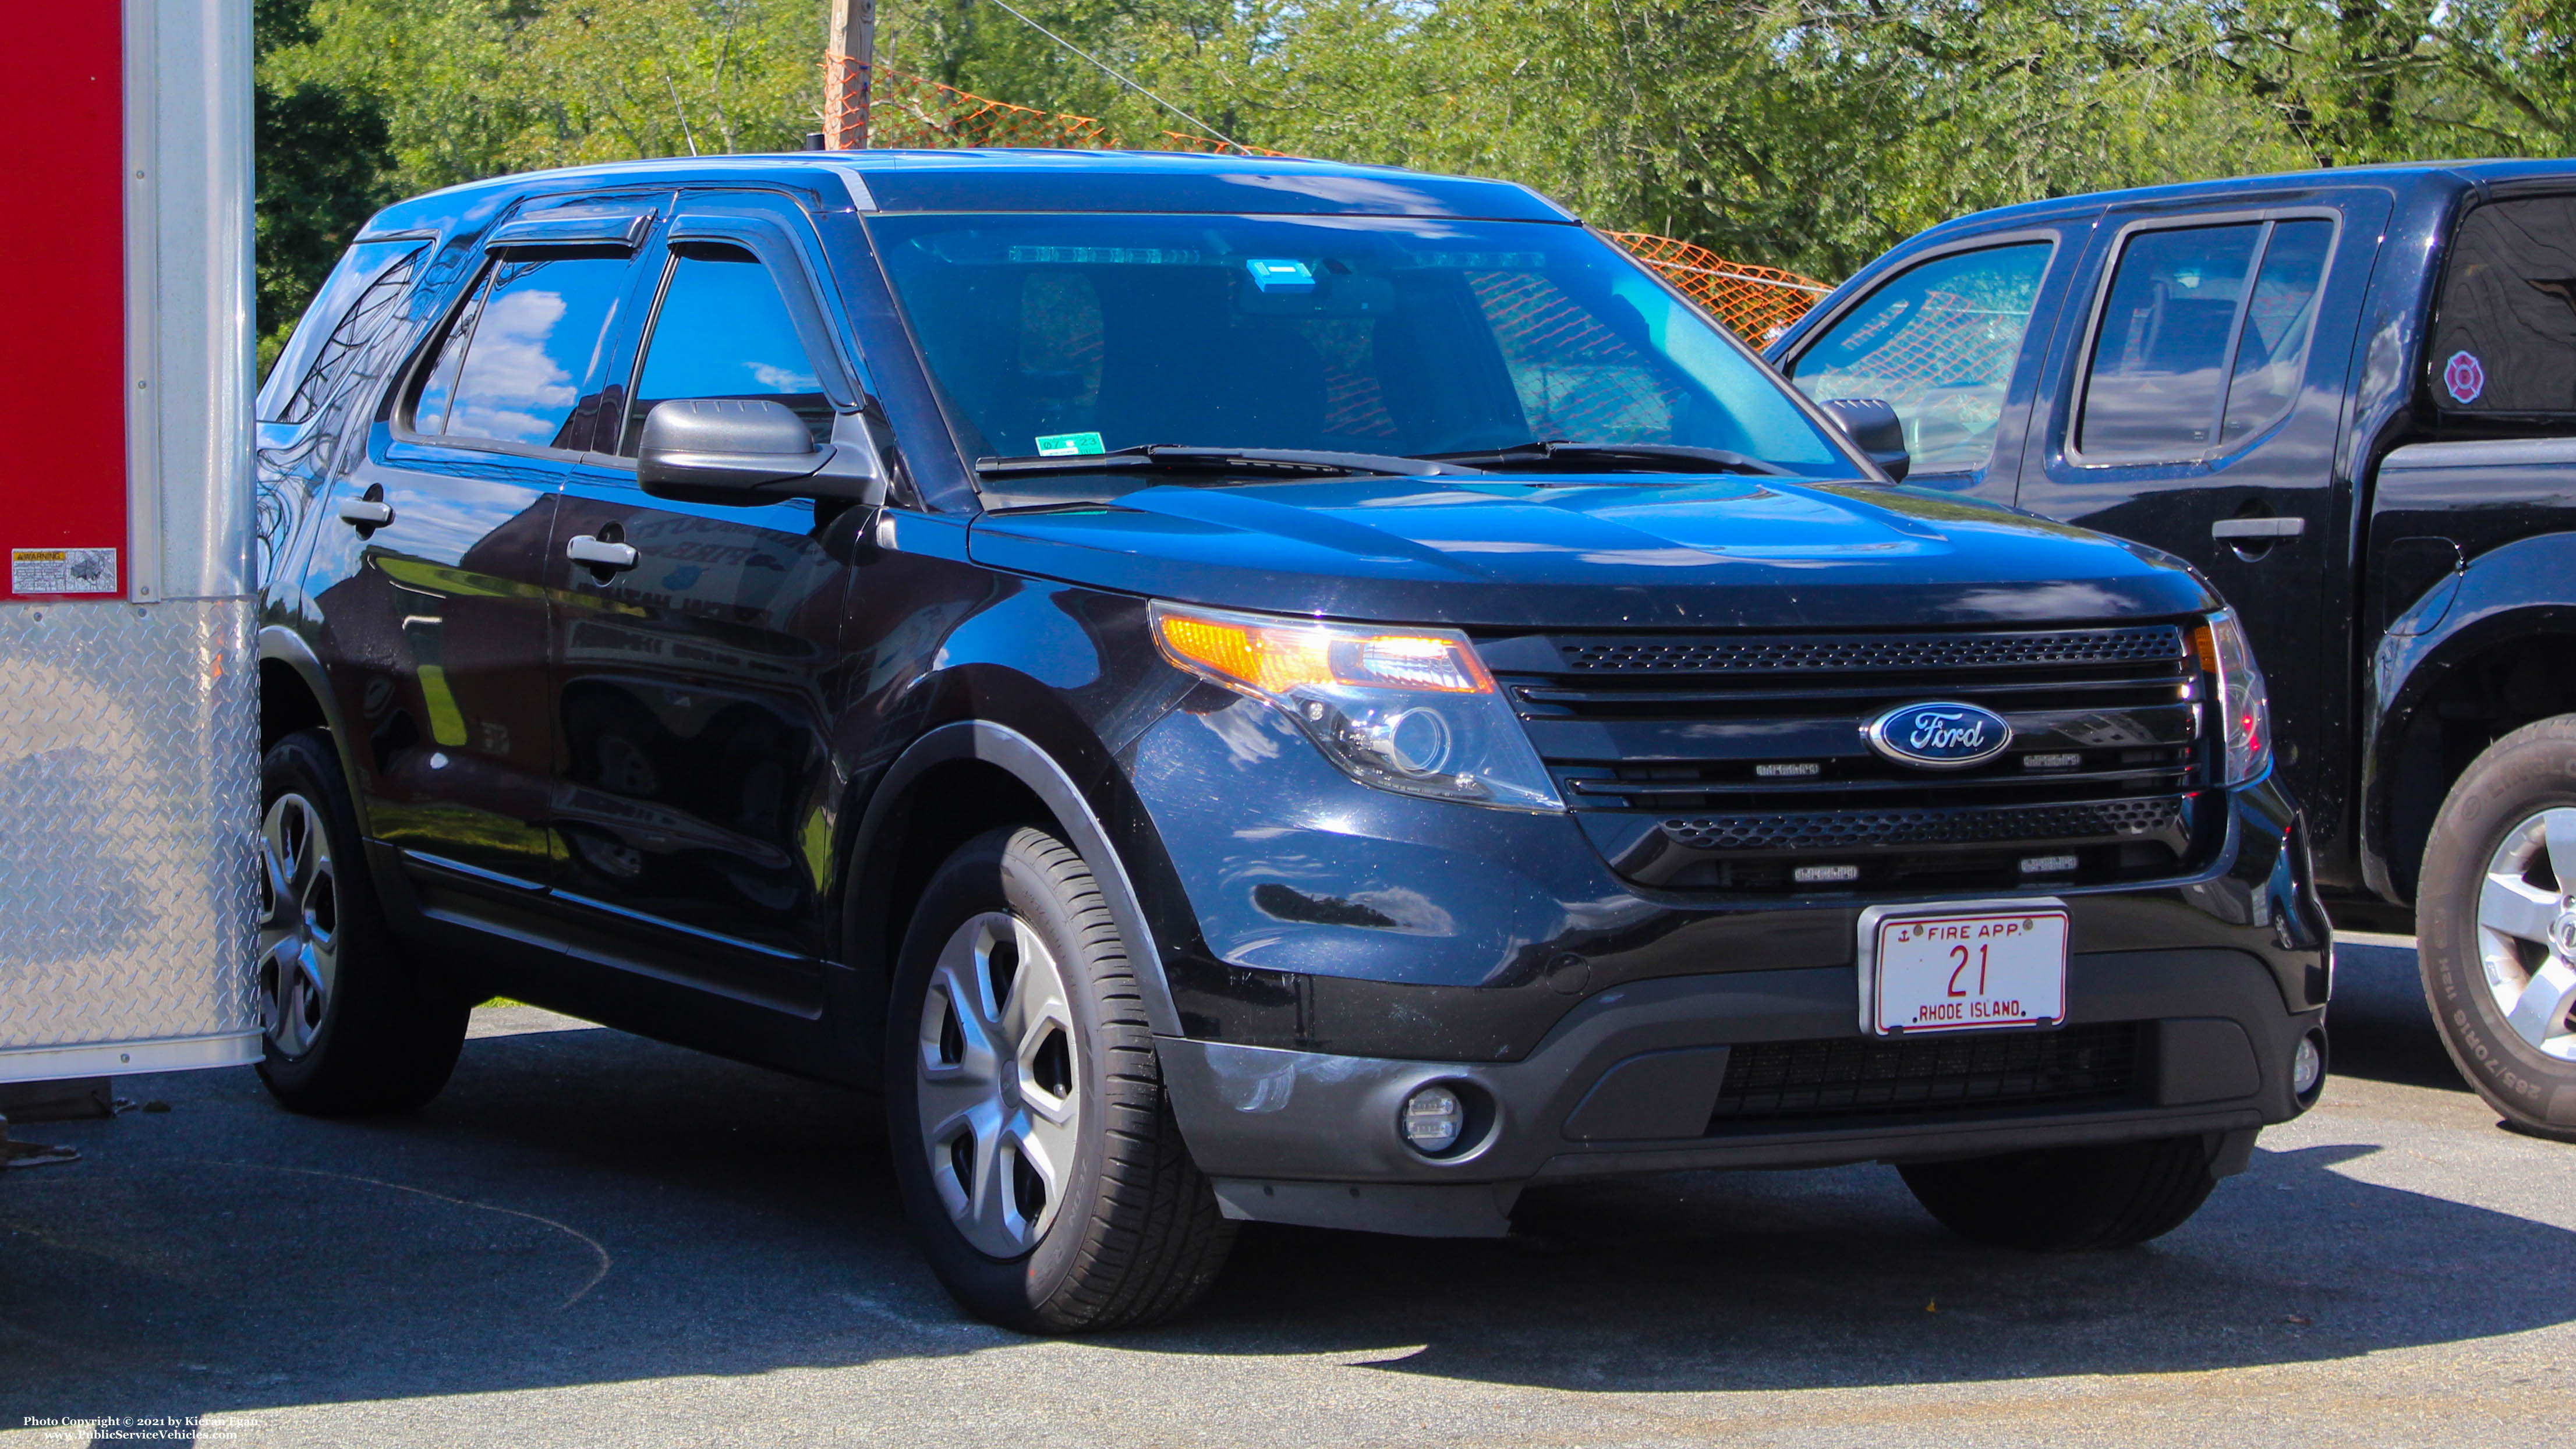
[976,0,1245,151]
[663,68,702,155]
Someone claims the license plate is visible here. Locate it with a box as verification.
[1862,904,2069,1036]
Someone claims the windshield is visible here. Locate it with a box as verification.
[867,212,1850,481]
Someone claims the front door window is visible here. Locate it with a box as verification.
[1788,242,2053,481]
[619,244,833,452]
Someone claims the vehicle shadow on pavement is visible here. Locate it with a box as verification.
[0,984,2560,1430]
[1183,1136,2539,1392]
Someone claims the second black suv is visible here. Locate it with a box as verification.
[254,151,2327,1330]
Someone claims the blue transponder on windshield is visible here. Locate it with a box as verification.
[1245,258,1315,292]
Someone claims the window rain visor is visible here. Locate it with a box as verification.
[1149,602,1563,812]
[868,213,1846,481]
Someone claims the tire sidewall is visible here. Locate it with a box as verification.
[884,828,1120,1326]
[2418,718,2576,1133]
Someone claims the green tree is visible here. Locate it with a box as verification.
[2216,0,2576,164]
[256,0,2576,288]
[256,0,399,373]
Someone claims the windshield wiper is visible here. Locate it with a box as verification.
[1421,440,1791,477]
[977,444,1484,479]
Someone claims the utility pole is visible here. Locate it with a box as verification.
[825,0,875,150]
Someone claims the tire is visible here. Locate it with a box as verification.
[884,826,1236,1332]
[253,729,468,1115]
[2416,715,2576,1138]
[1898,1135,2220,1250]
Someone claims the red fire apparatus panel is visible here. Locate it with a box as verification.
[2,9,128,601]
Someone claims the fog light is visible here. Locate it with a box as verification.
[1400,1085,1463,1153]
[2292,1033,2325,1099]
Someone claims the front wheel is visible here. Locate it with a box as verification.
[2416,715,2576,1138]
[885,826,1236,1332]
[1899,1135,2221,1250]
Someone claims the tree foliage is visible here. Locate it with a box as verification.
[258,0,2576,289]
[256,0,399,369]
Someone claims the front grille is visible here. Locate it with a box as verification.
[1486,624,2210,892]
[1562,628,2185,674]
[1706,1022,2145,1132]
[1660,796,2186,853]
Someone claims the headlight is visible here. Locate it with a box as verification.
[1149,601,1563,812]
[2194,608,2272,786]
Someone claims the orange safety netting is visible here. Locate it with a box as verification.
[823,49,871,151]
[1605,232,1832,343]
[829,62,1283,155]
[818,66,1832,339]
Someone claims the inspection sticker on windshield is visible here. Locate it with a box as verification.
[1864,906,2068,1036]
[12,547,116,594]
[1035,431,1105,456]
[1245,258,1314,292]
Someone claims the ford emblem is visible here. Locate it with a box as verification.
[1864,701,2014,770]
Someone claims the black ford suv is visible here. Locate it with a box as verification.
[253,151,2327,1330]
[1768,161,2576,1137]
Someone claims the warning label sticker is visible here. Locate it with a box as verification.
[12,547,118,594]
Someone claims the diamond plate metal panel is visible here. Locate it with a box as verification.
[0,598,259,1052]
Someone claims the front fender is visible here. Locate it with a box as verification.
[848,718,1187,1039]
[2361,530,2576,901]
[831,579,1199,1054]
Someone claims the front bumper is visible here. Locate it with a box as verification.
[1121,693,2330,1235]
[1162,947,2315,1237]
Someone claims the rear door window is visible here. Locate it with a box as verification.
[1787,242,2052,477]
[620,243,833,454]
[2431,195,2576,418]
[2076,225,2262,460]
[2075,218,2336,463]
[411,251,632,450]
[2220,220,2333,444]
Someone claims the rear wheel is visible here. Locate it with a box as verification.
[1899,1135,2220,1250]
[885,826,1235,1331]
[2416,715,2576,1138]
[254,729,468,1115]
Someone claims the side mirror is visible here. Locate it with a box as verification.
[637,398,884,506]
[1819,397,1910,483]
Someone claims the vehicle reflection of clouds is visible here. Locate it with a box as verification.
[384,486,555,565]
[450,289,578,444]
[749,362,820,391]
[1955,583,2129,619]
[1196,700,1286,767]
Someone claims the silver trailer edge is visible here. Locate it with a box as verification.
[0,1,260,1086]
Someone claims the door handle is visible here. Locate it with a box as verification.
[2212,517,2304,541]
[337,496,393,529]
[566,534,640,572]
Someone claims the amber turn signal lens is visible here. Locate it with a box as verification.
[1151,606,1493,696]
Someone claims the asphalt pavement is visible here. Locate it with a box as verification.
[4,935,2571,1448]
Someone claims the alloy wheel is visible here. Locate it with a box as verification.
[915,910,1082,1257]
[2475,806,2576,1060]
[255,792,339,1058]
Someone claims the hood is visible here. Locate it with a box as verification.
[963,476,2215,629]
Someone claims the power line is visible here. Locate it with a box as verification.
[975,0,1243,150]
